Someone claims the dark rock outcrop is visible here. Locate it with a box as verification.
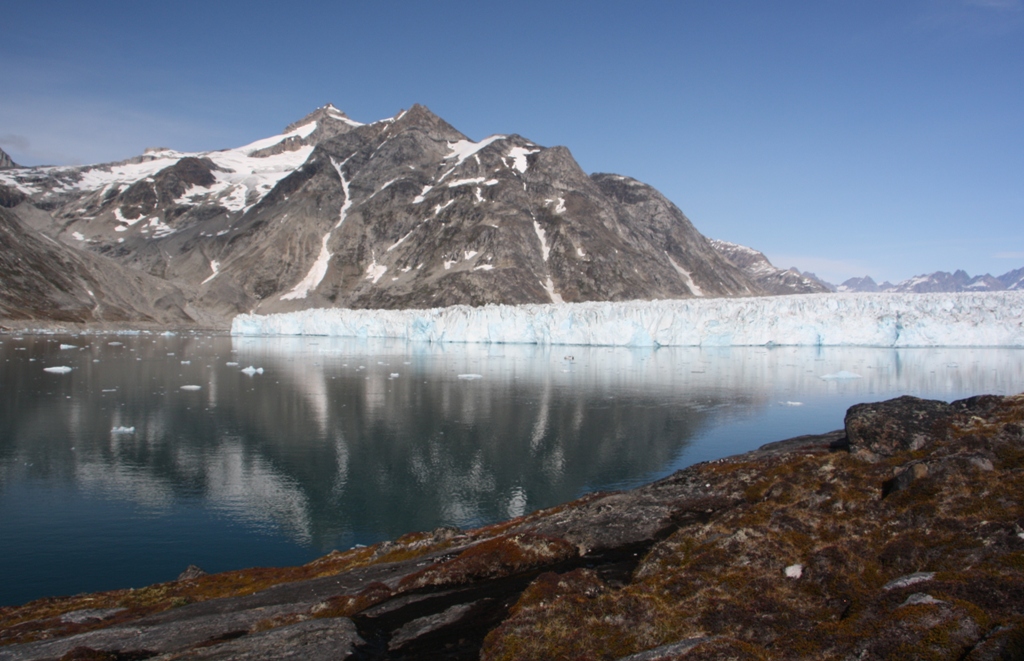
[1,394,1021,660]
[0,147,17,170]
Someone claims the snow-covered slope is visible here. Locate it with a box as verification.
[232,291,1024,347]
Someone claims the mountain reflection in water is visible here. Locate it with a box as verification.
[1,334,1022,606]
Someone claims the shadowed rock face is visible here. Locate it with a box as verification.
[0,207,196,326]
[1,393,1022,660]
[0,147,16,170]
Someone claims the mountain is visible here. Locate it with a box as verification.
[837,268,1024,293]
[0,146,17,169]
[998,267,1024,290]
[0,207,196,325]
[1,103,825,326]
[708,239,831,294]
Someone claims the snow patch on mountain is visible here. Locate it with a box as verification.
[232,292,1024,347]
[666,253,704,297]
[280,156,353,300]
[507,146,540,173]
[533,221,551,261]
[443,136,505,176]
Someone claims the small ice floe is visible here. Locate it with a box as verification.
[781,401,804,406]
[226,361,239,366]
[102,388,117,392]
[44,366,73,374]
[820,370,862,380]
[241,366,264,376]
[784,564,803,579]
[457,374,483,380]
[181,360,190,365]
[59,344,77,350]
[111,426,135,434]
[389,373,400,378]
[180,385,202,391]
[108,341,123,346]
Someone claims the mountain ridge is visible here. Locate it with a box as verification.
[835,267,1024,293]
[0,104,837,326]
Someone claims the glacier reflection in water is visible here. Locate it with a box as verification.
[0,333,1022,606]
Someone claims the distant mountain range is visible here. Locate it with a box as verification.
[834,268,1024,293]
[0,104,827,326]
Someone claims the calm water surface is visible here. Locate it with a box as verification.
[1,332,1022,606]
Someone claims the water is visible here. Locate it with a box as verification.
[1,332,1022,607]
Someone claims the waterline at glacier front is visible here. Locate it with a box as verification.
[231,292,1024,347]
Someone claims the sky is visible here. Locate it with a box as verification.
[1,1,1022,285]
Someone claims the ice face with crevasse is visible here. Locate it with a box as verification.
[231,292,1024,347]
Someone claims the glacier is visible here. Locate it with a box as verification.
[231,292,1024,348]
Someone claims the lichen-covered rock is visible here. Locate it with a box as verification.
[399,532,579,591]
[845,395,956,460]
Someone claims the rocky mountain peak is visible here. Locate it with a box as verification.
[389,104,466,142]
[284,103,362,134]
[0,146,18,169]
[709,239,831,295]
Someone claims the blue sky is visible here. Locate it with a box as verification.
[2,1,1022,285]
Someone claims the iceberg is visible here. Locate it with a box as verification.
[231,292,1024,348]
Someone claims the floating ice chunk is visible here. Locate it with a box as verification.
[108,342,123,346]
[457,374,483,380]
[60,344,77,350]
[820,371,862,380]
[781,401,804,406]
[226,361,239,366]
[181,360,191,365]
[102,388,117,392]
[389,373,400,378]
[180,385,202,390]
[44,366,73,373]
[241,366,264,376]
[111,426,135,434]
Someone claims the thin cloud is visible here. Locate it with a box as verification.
[917,0,1024,35]
[994,251,1024,259]
[0,134,31,151]
[964,0,1022,10]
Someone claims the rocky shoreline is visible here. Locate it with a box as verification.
[1,394,1022,660]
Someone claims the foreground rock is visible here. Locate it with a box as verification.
[1,394,1022,660]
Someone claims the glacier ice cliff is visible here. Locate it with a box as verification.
[231,292,1024,347]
